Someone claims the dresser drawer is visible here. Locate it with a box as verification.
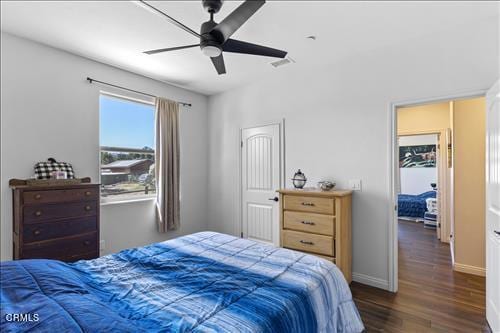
[23,187,98,205]
[23,217,97,243]
[284,211,335,236]
[282,230,334,256]
[22,232,98,260]
[283,195,334,214]
[24,201,97,223]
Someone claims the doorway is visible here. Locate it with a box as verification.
[398,132,443,239]
[240,122,284,246]
[389,94,488,293]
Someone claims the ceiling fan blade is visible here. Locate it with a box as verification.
[210,54,226,75]
[137,0,200,38]
[223,39,287,58]
[144,44,200,55]
[211,0,265,42]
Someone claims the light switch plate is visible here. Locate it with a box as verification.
[349,179,362,191]
[100,240,106,251]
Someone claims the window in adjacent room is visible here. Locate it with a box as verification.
[99,93,155,203]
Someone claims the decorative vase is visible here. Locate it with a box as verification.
[292,169,307,189]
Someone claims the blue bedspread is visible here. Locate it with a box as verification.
[398,191,436,218]
[1,232,363,333]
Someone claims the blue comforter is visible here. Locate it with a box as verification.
[0,232,363,333]
[398,190,436,218]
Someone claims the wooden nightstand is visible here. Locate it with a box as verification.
[277,188,353,282]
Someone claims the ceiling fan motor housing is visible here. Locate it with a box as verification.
[200,20,223,55]
[202,0,224,14]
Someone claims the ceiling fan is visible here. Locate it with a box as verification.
[140,0,288,75]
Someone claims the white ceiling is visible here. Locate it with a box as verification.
[1,1,498,95]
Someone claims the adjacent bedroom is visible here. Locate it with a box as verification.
[1,1,499,333]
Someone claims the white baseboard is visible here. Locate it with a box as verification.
[352,272,390,290]
[453,262,486,276]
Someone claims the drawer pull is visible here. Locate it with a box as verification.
[299,240,314,245]
[84,205,92,211]
[301,221,315,225]
[301,202,315,206]
[33,230,41,236]
[34,194,42,200]
[83,240,91,246]
[85,191,92,196]
[34,211,42,217]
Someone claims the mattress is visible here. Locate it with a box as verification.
[0,231,364,333]
[398,190,437,218]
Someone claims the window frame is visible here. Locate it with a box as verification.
[98,91,156,205]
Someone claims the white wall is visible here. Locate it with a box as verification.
[0,33,209,260]
[207,18,499,289]
[399,135,437,195]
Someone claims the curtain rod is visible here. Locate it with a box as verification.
[86,77,192,107]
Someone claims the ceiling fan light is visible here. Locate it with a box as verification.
[202,45,222,57]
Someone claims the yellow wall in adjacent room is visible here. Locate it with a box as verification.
[397,102,450,133]
[453,97,486,273]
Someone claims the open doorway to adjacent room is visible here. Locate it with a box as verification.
[389,95,489,328]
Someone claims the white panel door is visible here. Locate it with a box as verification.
[486,80,500,333]
[241,124,280,246]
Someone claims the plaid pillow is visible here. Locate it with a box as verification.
[34,159,75,179]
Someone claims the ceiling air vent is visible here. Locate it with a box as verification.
[270,56,295,68]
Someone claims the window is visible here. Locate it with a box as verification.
[99,93,155,203]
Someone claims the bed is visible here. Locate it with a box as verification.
[397,190,436,218]
[0,231,364,333]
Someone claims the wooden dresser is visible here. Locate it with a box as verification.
[11,183,100,262]
[277,188,353,282]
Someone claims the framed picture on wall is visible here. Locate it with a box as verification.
[399,144,436,168]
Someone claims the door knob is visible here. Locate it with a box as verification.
[494,230,500,236]
[268,197,279,202]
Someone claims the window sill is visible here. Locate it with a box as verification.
[100,197,155,206]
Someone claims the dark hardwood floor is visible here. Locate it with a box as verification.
[350,220,490,332]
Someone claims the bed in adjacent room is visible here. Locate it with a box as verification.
[397,190,436,219]
[0,231,364,333]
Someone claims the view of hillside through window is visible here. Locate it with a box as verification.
[99,94,155,202]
